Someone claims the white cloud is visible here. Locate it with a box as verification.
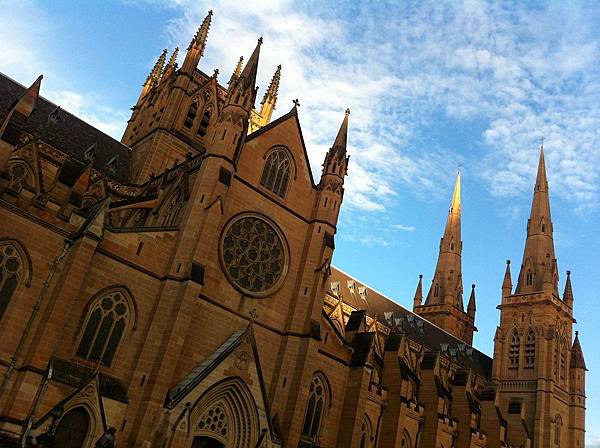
[393,224,416,232]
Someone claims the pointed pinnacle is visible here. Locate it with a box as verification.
[262,64,282,104]
[332,108,350,150]
[239,37,262,89]
[570,331,587,370]
[502,260,513,293]
[151,49,168,81]
[189,10,213,51]
[468,284,476,314]
[450,171,461,215]
[414,274,424,305]
[563,270,574,303]
[229,56,244,85]
[166,47,179,69]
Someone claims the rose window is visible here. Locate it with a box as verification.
[221,215,287,296]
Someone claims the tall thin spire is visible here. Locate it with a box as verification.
[425,171,463,308]
[261,64,281,105]
[515,145,558,295]
[321,109,350,179]
[239,37,262,90]
[225,38,262,112]
[181,10,213,74]
[228,56,244,85]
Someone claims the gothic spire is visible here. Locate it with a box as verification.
[181,10,213,74]
[467,284,476,317]
[413,274,423,309]
[570,331,587,370]
[261,64,281,105]
[239,37,262,90]
[225,38,262,112]
[228,56,244,85]
[515,145,558,295]
[152,49,168,82]
[502,260,512,298]
[321,109,350,179]
[425,171,463,308]
[563,270,574,306]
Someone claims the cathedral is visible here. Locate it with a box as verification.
[0,10,586,448]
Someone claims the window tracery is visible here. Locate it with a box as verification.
[197,403,228,439]
[0,243,26,320]
[524,329,536,369]
[197,106,212,137]
[554,415,562,447]
[300,374,329,447]
[7,161,34,192]
[161,188,185,227]
[76,290,131,366]
[221,215,287,296]
[509,331,520,370]
[260,148,291,198]
[359,416,372,448]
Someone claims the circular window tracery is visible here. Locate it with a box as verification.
[220,214,287,297]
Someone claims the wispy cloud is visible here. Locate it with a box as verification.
[392,224,416,232]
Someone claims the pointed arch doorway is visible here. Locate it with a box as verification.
[52,407,90,448]
[192,436,225,448]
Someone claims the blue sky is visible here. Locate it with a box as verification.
[1,0,599,444]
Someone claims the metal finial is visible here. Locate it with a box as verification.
[345,108,350,116]
[293,98,300,108]
[540,135,544,150]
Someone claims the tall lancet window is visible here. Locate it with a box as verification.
[524,329,536,369]
[554,415,562,447]
[76,289,132,366]
[509,331,520,370]
[260,148,291,198]
[0,241,30,320]
[197,106,212,137]
[300,374,329,447]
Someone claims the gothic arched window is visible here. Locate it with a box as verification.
[434,283,440,297]
[184,100,199,128]
[76,289,133,366]
[300,374,329,446]
[509,331,520,370]
[0,241,31,320]
[401,430,412,448]
[260,148,291,198]
[197,107,212,137]
[524,329,536,369]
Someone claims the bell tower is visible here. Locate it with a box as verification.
[492,145,582,448]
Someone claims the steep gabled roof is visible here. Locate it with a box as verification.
[245,106,316,188]
[0,72,132,182]
[328,266,493,377]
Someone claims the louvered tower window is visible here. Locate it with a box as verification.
[524,329,536,369]
[197,107,211,136]
[184,100,198,128]
[509,331,520,369]
[260,148,291,198]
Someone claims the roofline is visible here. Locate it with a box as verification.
[330,264,491,356]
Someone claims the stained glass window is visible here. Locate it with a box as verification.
[260,148,291,198]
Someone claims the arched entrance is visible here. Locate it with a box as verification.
[52,407,90,448]
[192,436,225,448]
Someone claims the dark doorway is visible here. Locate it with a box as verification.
[52,407,90,448]
[192,436,225,448]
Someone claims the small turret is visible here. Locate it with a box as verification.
[181,10,212,75]
[570,331,586,371]
[502,260,512,299]
[321,108,350,180]
[413,274,423,309]
[137,49,167,103]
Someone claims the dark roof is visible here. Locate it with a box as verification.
[0,72,132,182]
[329,266,493,377]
